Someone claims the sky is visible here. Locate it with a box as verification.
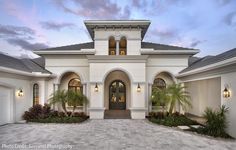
[0,0,236,58]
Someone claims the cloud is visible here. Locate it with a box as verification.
[40,21,76,31]
[216,0,231,6]
[132,0,147,8]
[146,26,180,43]
[0,24,35,38]
[224,11,236,26]
[6,38,48,50]
[53,0,130,19]
[0,24,49,51]
[189,39,205,48]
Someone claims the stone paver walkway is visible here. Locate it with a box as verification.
[0,119,235,150]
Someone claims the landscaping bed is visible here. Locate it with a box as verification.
[148,112,199,127]
[23,104,88,123]
[148,110,233,139]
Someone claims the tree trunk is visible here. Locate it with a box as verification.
[62,102,68,116]
[169,102,175,115]
[71,106,76,117]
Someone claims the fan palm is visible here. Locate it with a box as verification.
[151,87,169,114]
[167,84,192,114]
[49,90,68,116]
[67,90,88,117]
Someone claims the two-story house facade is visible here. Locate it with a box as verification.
[34,20,199,119]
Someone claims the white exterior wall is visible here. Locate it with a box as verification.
[146,55,189,84]
[89,62,146,119]
[43,55,89,99]
[221,72,236,138]
[0,72,33,123]
[184,78,221,116]
[94,29,141,55]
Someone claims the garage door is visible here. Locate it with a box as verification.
[0,86,11,125]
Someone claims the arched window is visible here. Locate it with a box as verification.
[119,36,127,55]
[109,36,116,55]
[153,78,166,90]
[68,78,83,93]
[33,83,39,105]
[68,78,83,106]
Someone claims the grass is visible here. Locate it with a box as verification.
[29,116,88,123]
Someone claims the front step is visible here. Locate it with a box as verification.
[104,110,131,119]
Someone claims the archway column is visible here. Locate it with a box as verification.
[89,82,105,119]
[148,83,153,113]
[130,82,147,119]
[116,40,119,55]
[52,83,60,110]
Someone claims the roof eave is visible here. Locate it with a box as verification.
[0,66,55,78]
[34,49,95,55]
[140,49,200,55]
[177,56,236,77]
[84,20,151,40]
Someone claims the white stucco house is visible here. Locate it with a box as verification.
[0,20,236,137]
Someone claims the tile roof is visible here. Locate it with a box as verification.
[180,48,236,73]
[0,54,51,74]
[38,42,94,51]
[38,41,194,51]
[141,42,195,50]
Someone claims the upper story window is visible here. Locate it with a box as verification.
[119,37,127,55]
[109,36,116,55]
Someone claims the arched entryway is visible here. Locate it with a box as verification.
[58,72,85,112]
[104,70,131,110]
[109,80,126,110]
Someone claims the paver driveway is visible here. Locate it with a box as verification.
[0,119,235,150]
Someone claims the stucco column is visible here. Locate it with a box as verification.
[53,83,60,110]
[148,83,153,112]
[116,40,119,55]
[82,83,87,114]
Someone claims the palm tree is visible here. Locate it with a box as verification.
[67,90,88,117]
[167,84,192,114]
[151,87,169,114]
[49,90,68,116]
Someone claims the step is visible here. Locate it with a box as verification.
[104,110,131,119]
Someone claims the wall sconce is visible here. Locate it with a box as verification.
[223,85,230,98]
[137,83,141,92]
[18,89,23,97]
[94,83,98,92]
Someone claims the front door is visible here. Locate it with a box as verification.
[109,80,126,110]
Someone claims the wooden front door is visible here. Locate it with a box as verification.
[109,80,126,110]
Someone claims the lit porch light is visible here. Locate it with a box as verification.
[223,86,230,98]
[94,83,98,92]
[137,83,141,92]
[18,88,24,97]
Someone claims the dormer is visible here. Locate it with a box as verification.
[84,20,150,55]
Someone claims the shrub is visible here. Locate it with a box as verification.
[149,112,165,119]
[149,115,198,127]
[23,104,43,121]
[29,104,43,117]
[22,104,88,123]
[42,104,51,114]
[58,112,65,117]
[22,111,35,120]
[73,112,88,119]
[201,105,229,137]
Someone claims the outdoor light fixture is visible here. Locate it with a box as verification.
[137,83,141,92]
[223,85,230,98]
[94,83,98,92]
[18,89,23,97]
